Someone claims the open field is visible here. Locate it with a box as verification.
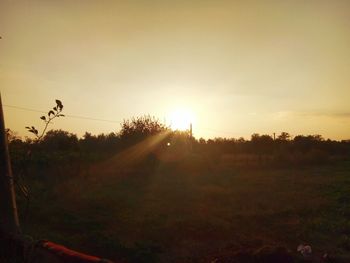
[17,156,350,263]
[4,1,350,261]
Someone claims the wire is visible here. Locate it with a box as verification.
[3,104,121,123]
[3,105,46,114]
[4,103,241,136]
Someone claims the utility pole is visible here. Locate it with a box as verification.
[189,123,193,151]
[0,92,20,234]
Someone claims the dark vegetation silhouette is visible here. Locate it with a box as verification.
[5,114,350,263]
[10,126,350,175]
[25,99,64,141]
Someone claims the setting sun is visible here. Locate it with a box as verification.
[168,108,195,131]
[2,1,350,262]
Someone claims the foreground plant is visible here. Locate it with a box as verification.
[26,99,64,141]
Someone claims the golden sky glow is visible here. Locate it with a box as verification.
[1,0,350,139]
[168,108,195,131]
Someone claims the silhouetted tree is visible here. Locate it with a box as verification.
[250,133,274,154]
[293,135,323,152]
[277,132,291,141]
[119,115,169,144]
[6,128,20,143]
[41,129,78,152]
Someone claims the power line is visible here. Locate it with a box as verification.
[3,105,46,114]
[4,104,242,137]
[3,104,121,124]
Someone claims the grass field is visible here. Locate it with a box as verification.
[18,156,350,262]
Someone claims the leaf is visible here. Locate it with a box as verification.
[34,129,38,135]
[25,126,30,129]
[40,116,46,121]
[53,107,57,111]
[31,126,35,130]
[58,114,65,117]
[55,99,62,107]
[48,110,55,116]
[55,99,63,110]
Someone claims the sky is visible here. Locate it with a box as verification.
[1,0,350,140]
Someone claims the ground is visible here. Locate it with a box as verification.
[18,158,350,262]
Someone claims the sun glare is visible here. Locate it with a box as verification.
[168,108,195,131]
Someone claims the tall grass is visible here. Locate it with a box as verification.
[14,152,350,262]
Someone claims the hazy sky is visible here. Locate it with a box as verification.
[1,0,350,139]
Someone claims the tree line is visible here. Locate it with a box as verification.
[6,115,350,178]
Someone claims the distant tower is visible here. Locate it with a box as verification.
[273,132,276,140]
[189,123,193,151]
